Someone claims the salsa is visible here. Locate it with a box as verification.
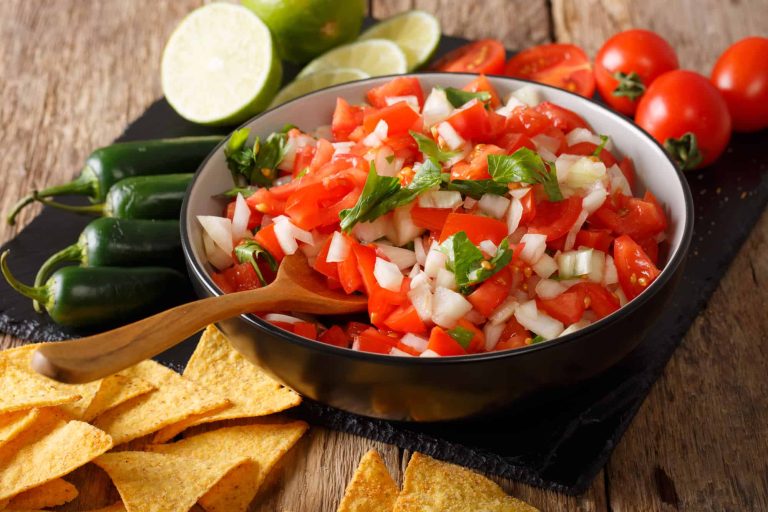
[198,76,667,357]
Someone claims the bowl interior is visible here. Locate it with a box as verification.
[182,73,691,354]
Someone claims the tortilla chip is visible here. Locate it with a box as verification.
[95,451,248,512]
[147,420,308,512]
[84,503,127,512]
[82,374,155,422]
[5,478,78,509]
[0,363,81,414]
[0,408,41,449]
[0,410,112,502]
[91,360,230,445]
[393,453,538,512]
[152,325,300,443]
[337,449,398,512]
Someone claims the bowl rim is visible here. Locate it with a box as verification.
[181,71,694,366]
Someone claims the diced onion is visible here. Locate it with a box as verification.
[566,128,603,147]
[408,283,434,321]
[393,204,424,246]
[231,193,251,241]
[272,216,313,255]
[535,279,567,299]
[332,142,353,155]
[532,133,560,154]
[556,248,593,278]
[363,119,389,147]
[483,322,505,351]
[478,194,511,219]
[326,231,350,263]
[555,154,581,183]
[385,95,420,111]
[560,319,591,336]
[509,187,532,200]
[564,209,589,251]
[264,313,303,324]
[313,125,332,140]
[615,287,628,306]
[603,255,618,285]
[436,268,457,290]
[511,85,542,106]
[506,197,524,234]
[436,121,465,150]
[489,297,518,324]
[431,287,473,328]
[478,239,498,256]
[410,270,431,290]
[424,249,447,278]
[514,300,564,339]
[273,175,293,187]
[418,190,462,209]
[588,250,606,283]
[197,215,233,255]
[203,232,233,271]
[376,244,416,270]
[537,147,557,162]
[422,88,454,126]
[374,257,403,292]
[463,196,478,209]
[419,349,439,357]
[414,236,427,266]
[607,164,632,195]
[401,333,429,353]
[375,146,399,177]
[532,253,558,278]
[464,309,485,324]
[564,157,606,189]
[353,215,391,243]
[278,138,296,171]
[389,347,414,357]
[582,182,608,214]
[519,233,547,264]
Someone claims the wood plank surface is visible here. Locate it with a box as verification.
[0,0,765,510]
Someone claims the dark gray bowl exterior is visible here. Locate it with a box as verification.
[182,73,693,422]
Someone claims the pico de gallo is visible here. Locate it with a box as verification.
[198,75,667,357]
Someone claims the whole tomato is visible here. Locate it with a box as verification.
[711,37,768,132]
[635,70,731,170]
[594,29,679,115]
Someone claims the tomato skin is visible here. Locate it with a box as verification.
[318,325,350,348]
[504,43,595,97]
[463,74,502,108]
[410,205,452,232]
[614,235,661,300]
[366,76,425,109]
[384,304,427,334]
[575,229,613,253]
[451,144,505,181]
[594,29,679,115]
[494,317,530,351]
[635,70,731,169]
[293,322,318,340]
[505,107,553,136]
[363,101,422,136]
[430,39,506,75]
[570,282,620,319]
[439,213,509,246]
[312,235,339,281]
[446,100,492,141]
[537,288,586,325]
[427,327,466,356]
[494,132,535,154]
[332,98,364,141]
[254,224,285,262]
[358,328,398,354]
[711,37,768,132]
[467,267,513,317]
[589,193,666,241]
[527,196,583,241]
[535,102,590,133]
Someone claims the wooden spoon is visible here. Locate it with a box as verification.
[31,254,367,384]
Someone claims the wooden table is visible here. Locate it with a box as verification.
[1,1,766,510]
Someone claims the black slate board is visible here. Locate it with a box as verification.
[1,31,766,495]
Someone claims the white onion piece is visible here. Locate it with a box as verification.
[313,124,332,140]
[436,268,457,290]
[408,283,434,322]
[264,313,303,324]
[511,85,542,106]
[463,196,478,209]
[478,239,498,256]
[197,215,233,255]
[557,248,593,278]
[332,141,353,155]
[582,183,608,214]
[389,347,413,357]
[414,236,427,266]
[274,175,294,187]
[419,349,439,357]
[326,231,350,263]
[401,333,429,353]
[603,255,618,285]
[566,128,603,147]
[422,88,454,126]
[489,297,518,325]
[272,216,313,255]
[385,95,420,110]
[535,279,567,299]
[376,244,416,270]
[478,194,511,219]
[588,250,606,283]
[424,249,447,278]
[410,270,431,290]
[231,193,251,241]
[203,232,233,271]
[509,187,532,200]
[436,121,465,150]
[514,300,564,339]
[445,143,471,167]
[353,215,391,243]
[519,233,547,264]
[276,216,313,245]
[374,257,403,292]
[363,119,389,147]
[564,209,589,251]
[537,147,557,163]
[555,154,580,183]
[409,264,421,278]
[532,133,560,154]
[431,287,473,328]
[464,309,485,324]
[506,197,524,234]
[418,190,462,209]
[278,138,296,171]
[615,287,628,306]
[532,253,558,278]
[393,204,424,246]
[565,158,606,189]
[560,319,591,336]
[607,164,632,195]
[483,322,505,351]
[374,146,398,177]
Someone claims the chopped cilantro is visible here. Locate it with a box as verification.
[234,239,278,286]
[447,326,474,349]
[487,148,563,201]
[410,131,460,164]
[441,87,492,108]
[443,232,513,293]
[224,128,288,188]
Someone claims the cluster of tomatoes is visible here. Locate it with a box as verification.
[431,33,768,171]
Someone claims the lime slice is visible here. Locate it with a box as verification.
[270,68,370,108]
[359,11,441,70]
[161,3,282,126]
[298,39,407,79]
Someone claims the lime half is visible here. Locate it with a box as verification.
[298,39,407,79]
[161,3,282,126]
[270,68,370,108]
[359,11,441,70]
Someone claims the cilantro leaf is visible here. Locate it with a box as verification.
[364,159,443,223]
[487,148,563,201]
[441,87,492,108]
[441,178,509,199]
[410,131,460,164]
[592,135,609,157]
[447,326,474,349]
[224,128,288,188]
[339,162,401,231]
[234,239,278,286]
[445,232,513,293]
[531,335,546,344]
[218,186,258,199]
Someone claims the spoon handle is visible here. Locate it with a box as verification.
[32,286,281,384]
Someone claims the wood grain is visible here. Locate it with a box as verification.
[1,0,766,510]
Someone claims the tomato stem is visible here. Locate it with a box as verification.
[664,132,703,171]
[612,71,645,101]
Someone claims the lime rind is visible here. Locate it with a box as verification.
[297,38,408,79]
[270,68,370,108]
[359,10,441,70]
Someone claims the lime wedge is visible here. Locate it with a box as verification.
[297,39,407,79]
[270,68,370,108]
[359,11,441,70]
[161,3,282,126]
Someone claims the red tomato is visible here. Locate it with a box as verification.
[430,39,506,75]
[494,132,535,154]
[575,229,613,253]
[211,268,236,294]
[504,43,595,97]
[308,139,334,173]
[519,189,536,225]
[410,205,453,232]
[570,282,620,319]
[613,235,661,300]
[566,142,618,167]
[617,157,636,191]
[358,328,398,354]
[454,319,486,353]
[711,37,768,132]
[527,196,582,241]
[337,237,364,294]
[589,193,666,240]
[384,304,427,334]
[312,235,339,281]
[363,101,421,136]
[534,102,590,133]
[366,76,425,109]
[346,321,370,340]
[427,326,466,356]
[254,224,285,262]
[284,169,364,230]
[332,98,364,141]
[450,144,505,181]
[635,70,731,170]
[594,29,679,115]
[318,325,350,348]
[505,106,553,136]
[294,322,318,340]
[463,74,502,108]
[495,317,530,351]
[537,288,586,325]
[439,213,509,246]
[446,99,492,141]
[467,267,513,317]
[292,145,315,177]
[225,200,261,231]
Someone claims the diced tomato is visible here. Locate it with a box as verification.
[338,238,364,294]
[332,98,364,142]
[427,326,466,356]
[357,328,399,354]
[247,188,286,217]
[454,319,486,353]
[384,133,420,164]
[542,127,568,155]
[505,106,553,136]
[618,157,636,191]
[519,189,537,224]
[589,194,666,240]
[410,205,453,232]
[446,99,492,141]
[463,74,502,108]
[292,145,315,177]
[254,224,285,262]
[494,317,530,351]
[570,282,620,319]
[284,169,365,230]
[384,304,427,334]
[346,321,371,340]
[537,288,586,324]
[211,269,236,294]
[394,342,421,356]
[363,102,421,136]
[575,229,613,253]
[613,235,661,300]
[439,213,508,246]
[312,235,339,280]
[565,141,618,167]
[643,191,668,232]
[225,200,261,232]
[293,322,318,340]
[354,244,409,327]
[318,325,349,348]
[494,132,536,154]
[270,320,297,332]
[451,144,505,181]
[527,196,583,240]
[535,102,590,132]
[638,236,659,265]
[308,139,334,173]
[430,39,506,75]
[366,76,424,109]
[468,267,513,317]
[223,262,260,292]
[351,244,378,296]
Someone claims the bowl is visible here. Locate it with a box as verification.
[181,73,693,422]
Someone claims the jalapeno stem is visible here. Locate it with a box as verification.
[0,250,49,307]
[33,194,105,215]
[32,243,82,313]
[6,173,95,225]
